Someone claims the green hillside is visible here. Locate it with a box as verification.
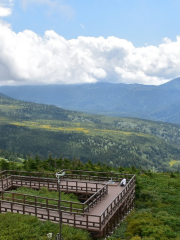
[1,93,180,171]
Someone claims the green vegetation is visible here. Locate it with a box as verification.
[0,212,91,240]
[110,170,180,240]
[1,158,180,239]
[3,187,83,211]
[1,94,180,171]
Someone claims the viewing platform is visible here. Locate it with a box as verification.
[0,170,135,239]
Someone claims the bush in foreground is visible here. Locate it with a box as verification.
[0,212,91,240]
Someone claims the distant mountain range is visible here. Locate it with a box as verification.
[0,77,180,124]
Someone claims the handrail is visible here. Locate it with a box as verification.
[100,175,135,226]
[0,176,12,191]
[0,169,136,234]
[11,175,103,194]
[0,191,85,213]
[0,199,101,230]
[61,169,133,182]
[1,170,134,183]
[84,183,108,212]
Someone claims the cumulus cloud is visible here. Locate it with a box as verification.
[0,21,180,86]
[0,0,13,17]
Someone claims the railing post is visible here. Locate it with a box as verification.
[70,202,72,212]
[11,202,13,212]
[86,214,88,229]
[30,174,32,188]
[47,209,50,220]
[6,177,8,189]
[56,178,58,191]
[47,178,49,189]
[38,173,40,189]
[74,213,76,227]
[35,205,37,216]
[66,181,68,191]
[11,175,12,188]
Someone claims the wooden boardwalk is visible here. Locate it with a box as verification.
[0,170,135,239]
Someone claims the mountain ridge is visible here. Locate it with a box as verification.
[0,77,180,124]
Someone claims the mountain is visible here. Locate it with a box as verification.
[0,77,180,124]
[1,92,180,171]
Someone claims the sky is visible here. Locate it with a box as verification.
[0,0,180,86]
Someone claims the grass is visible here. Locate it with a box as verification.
[0,212,91,240]
[169,159,180,166]
[110,172,180,240]
[10,120,152,139]
[3,187,85,213]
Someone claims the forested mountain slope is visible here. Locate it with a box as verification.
[1,93,180,171]
[1,77,180,123]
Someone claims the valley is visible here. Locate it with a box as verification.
[1,93,180,171]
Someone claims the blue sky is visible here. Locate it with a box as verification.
[0,0,180,86]
[7,0,180,47]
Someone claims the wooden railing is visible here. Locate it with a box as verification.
[10,175,57,190]
[0,170,136,235]
[60,169,133,182]
[0,191,85,213]
[0,172,109,213]
[10,175,103,194]
[84,183,108,212]
[0,170,55,179]
[0,169,134,184]
[100,175,135,227]
[0,178,135,232]
[0,199,102,231]
[0,181,108,214]
[0,176,12,191]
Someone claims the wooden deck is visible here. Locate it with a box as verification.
[0,170,135,239]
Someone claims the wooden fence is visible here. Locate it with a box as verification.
[0,170,135,239]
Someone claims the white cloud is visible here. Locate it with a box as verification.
[0,6,11,16]
[0,0,13,17]
[80,23,85,29]
[0,21,180,86]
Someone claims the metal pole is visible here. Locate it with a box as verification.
[56,172,65,240]
[58,178,61,240]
